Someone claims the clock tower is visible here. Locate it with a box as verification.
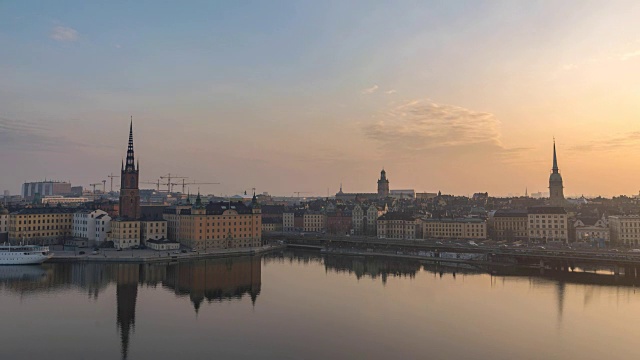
[119,118,141,220]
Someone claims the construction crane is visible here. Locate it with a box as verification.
[179,179,221,193]
[159,173,188,193]
[90,183,102,194]
[140,180,161,191]
[107,173,119,193]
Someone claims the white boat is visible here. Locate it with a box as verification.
[0,244,53,265]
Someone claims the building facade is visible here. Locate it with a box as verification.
[376,212,417,240]
[609,215,640,246]
[109,219,140,249]
[141,220,167,243]
[492,209,528,242]
[423,218,487,240]
[8,208,74,244]
[527,206,568,242]
[163,195,262,251]
[22,181,71,201]
[72,209,111,243]
[303,211,326,233]
[574,217,609,244]
[283,212,294,232]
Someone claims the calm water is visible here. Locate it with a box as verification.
[1,250,639,360]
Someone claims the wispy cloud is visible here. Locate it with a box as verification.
[620,50,640,61]
[569,131,640,152]
[50,26,79,42]
[362,99,527,160]
[385,89,397,94]
[0,116,111,152]
[361,85,379,94]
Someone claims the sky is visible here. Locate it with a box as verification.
[2,1,640,197]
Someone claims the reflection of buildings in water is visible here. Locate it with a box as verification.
[162,257,262,313]
[115,264,140,360]
[323,255,421,284]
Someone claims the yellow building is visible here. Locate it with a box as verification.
[303,211,325,233]
[141,220,167,243]
[109,219,141,249]
[163,195,262,251]
[492,209,528,242]
[376,212,417,240]
[423,218,487,240]
[8,207,74,244]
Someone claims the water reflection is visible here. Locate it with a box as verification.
[0,257,261,360]
[1,251,640,359]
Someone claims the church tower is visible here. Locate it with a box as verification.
[377,169,389,198]
[119,118,141,219]
[549,140,565,206]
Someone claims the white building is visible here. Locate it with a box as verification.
[574,216,609,243]
[283,212,294,232]
[609,215,640,247]
[527,207,568,243]
[72,209,111,244]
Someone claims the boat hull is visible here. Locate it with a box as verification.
[0,253,52,265]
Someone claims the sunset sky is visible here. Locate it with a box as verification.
[2,1,640,197]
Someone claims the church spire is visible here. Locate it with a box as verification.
[552,138,559,173]
[125,116,135,172]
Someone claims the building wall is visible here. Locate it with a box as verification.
[283,212,294,232]
[493,216,528,241]
[303,213,325,233]
[141,220,167,243]
[377,219,416,240]
[72,210,108,241]
[8,210,73,243]
[423,220,487,240]
[0,214,8,234]
[109,220,140,249]
[528,212,568,242]
[172,209,262,251]
[609,215,640,246]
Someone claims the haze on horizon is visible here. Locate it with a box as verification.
[2,1,640,198]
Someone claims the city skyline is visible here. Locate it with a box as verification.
[3,2,640,197]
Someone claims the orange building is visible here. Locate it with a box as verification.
[163,194,262,251]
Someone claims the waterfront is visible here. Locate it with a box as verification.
[1,251,640,359]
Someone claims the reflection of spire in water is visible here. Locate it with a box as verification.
[556,281,565,325]
[116,265,139,360]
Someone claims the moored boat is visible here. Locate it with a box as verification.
[0,244,53,265]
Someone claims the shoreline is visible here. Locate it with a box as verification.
[48,244,284,263]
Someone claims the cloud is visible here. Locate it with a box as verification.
[50,26,79,42]
[620,50,640,61]
[0,116,111,152]
[362,99,527,160]
[385,89,397,94]
[569,131,640,152]
[361,85,379,94]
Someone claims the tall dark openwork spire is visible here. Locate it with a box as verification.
[549,139,565,207]
[120,117,141,220]
[552,139,559,173]
[125,117,135,171]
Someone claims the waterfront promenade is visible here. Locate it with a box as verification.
[49,244,284,263]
